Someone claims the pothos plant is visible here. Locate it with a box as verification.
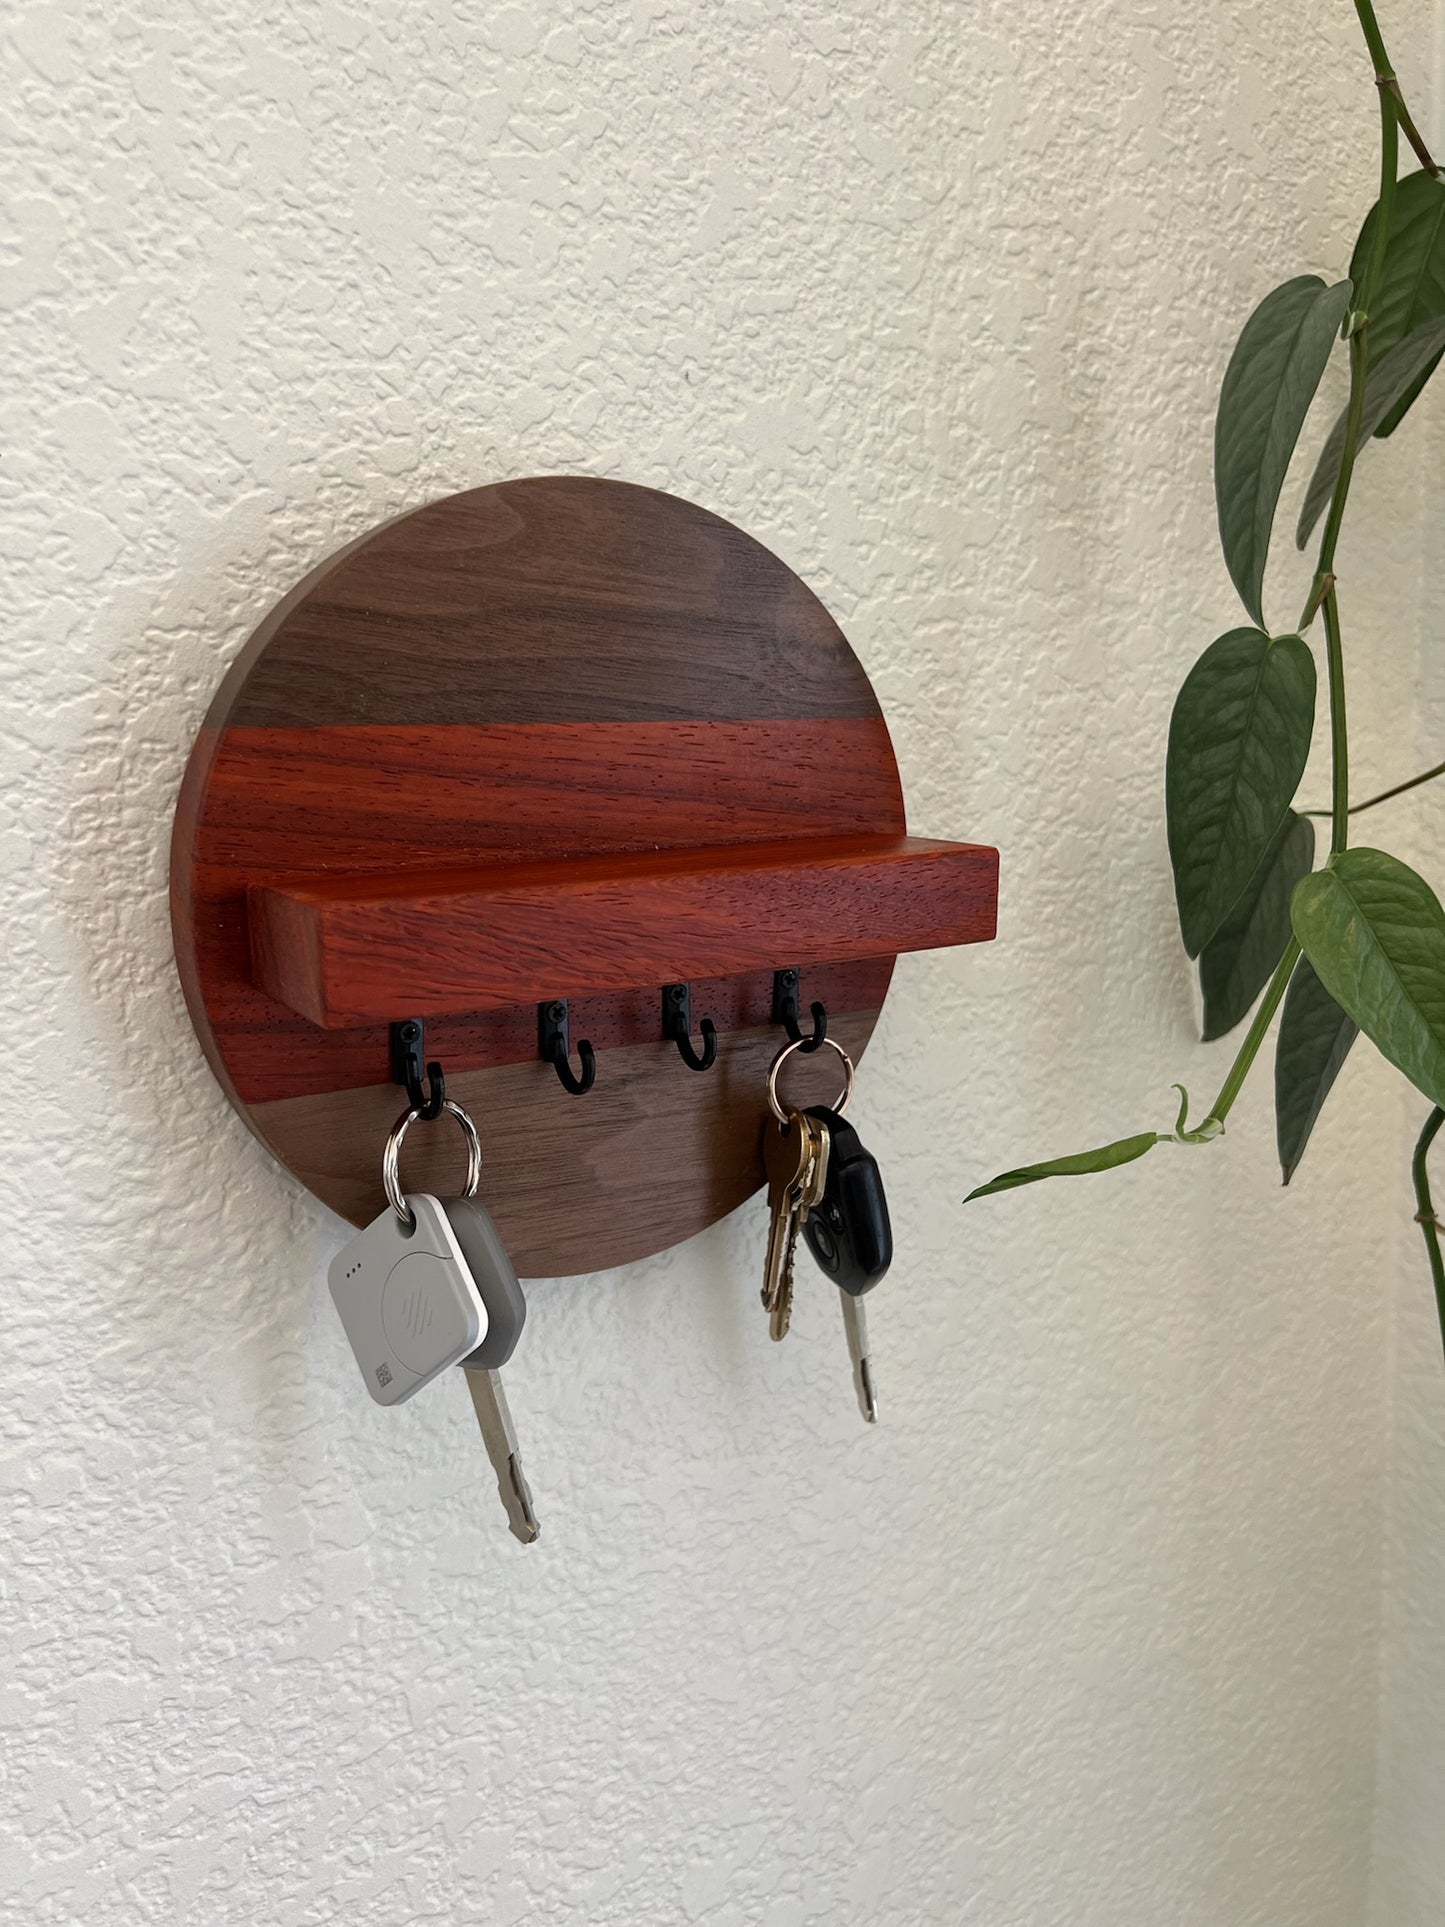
[968,0,1445,1351]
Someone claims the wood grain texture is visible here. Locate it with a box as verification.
[217,476,884,726]
[171,477,998,1266]
[250,834,1000,1027]
[187,719,905,887]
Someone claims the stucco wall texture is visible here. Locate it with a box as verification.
[4,2,1441,1923]
[1368,11,1445,1911]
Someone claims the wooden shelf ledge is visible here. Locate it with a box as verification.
[249,833,999,1030]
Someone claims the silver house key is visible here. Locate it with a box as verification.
[463,1370,538,1545]
[445,1197,540,1545]
[799,1103,892,1426]
[840,1297,878,1426]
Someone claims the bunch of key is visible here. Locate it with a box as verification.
[327,1098,540,1544]
[762,1037,892,1422]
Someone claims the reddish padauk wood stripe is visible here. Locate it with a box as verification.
[189,718,906,885]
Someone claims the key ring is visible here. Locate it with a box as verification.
[382,1098,483,1225]
[766,1035,855,1125]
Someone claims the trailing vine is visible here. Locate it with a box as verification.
[969,0,1445,1354]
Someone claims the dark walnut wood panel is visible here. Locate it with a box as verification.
[220,477,885,727]
[250,835,1000,1029]
[253,1015,883,1272]
[171,476,998,1274]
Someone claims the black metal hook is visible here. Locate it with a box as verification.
[771,968,827,1053]
[662,982,717,1073]
[390,1018,446,1120]
[538,1000,596,1097]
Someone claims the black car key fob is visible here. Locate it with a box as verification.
[801,1105,892,1295]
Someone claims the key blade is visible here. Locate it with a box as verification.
[770,1225,798,1341]
[761,1115,812,1316]
[761,1202,792,1313]
[464,1366,540,1543]
[840,1294,877,1424]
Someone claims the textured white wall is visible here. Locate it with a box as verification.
[2,2,1433,1923]
[1367,7,1445,1916]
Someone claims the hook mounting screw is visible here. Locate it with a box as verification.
[771,968,827,1053]
[389,1017,446,1120]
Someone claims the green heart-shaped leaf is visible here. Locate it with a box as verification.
[1216,275,1352,626]
[1349,168,1445,436]
[1274,955,1358,1184]
[1291,848,1445,1110]
[1295,316,1445,547]
[1199,811,1315,1040]
[965,1133,1159,1201]
[1167,628,1317,958]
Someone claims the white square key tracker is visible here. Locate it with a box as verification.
[329,1194,489,1406]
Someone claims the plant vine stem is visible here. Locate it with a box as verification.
[1412,1107,1445,1359]
[1354,0,1440,172]
[1385,78,1440,175]
[1299,15,1401,857]
[1321,588,1351,852]
[1302,756,1445,817]
[1352,0,1394,71]
[1205,938,1301,1128]
[1198,8,1416,1141]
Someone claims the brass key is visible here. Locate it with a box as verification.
[762,1115,813,1334]
[773,1112,830,1341]
[763,1113,830,1341]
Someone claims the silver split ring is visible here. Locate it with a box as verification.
[766,1035,855,1125]
[382,1099,482,1225]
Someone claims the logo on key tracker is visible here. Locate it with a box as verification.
[381,1252,476,1374]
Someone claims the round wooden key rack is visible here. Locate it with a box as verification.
[171,477,998,1276]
